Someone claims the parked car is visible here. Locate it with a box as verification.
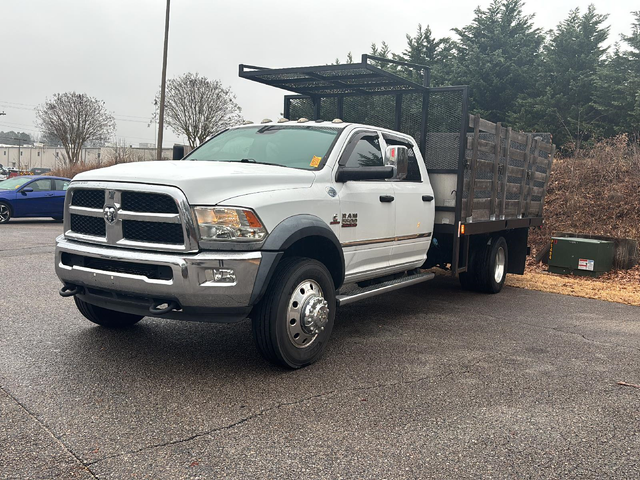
[0,175,71,223]
[30,167,52,175]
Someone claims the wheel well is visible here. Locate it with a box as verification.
[282,236,344,289]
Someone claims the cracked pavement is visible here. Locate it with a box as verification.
[1,220,639,479]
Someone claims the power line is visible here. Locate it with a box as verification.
[0,101,152,121]
[0,122,38,131]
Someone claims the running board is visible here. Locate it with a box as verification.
[336,272,435,306]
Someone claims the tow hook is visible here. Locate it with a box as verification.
[59,284,83,297]
[149,300,180,315]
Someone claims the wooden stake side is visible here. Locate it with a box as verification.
[524,137,539,217]
[519,134,533,217]
[489,122,502,219]
[499,127,512,219]
[466,114,481,221]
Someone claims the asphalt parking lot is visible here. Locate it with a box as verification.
[1,220,639,479]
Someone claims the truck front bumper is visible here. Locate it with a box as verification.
[55,235,276,323]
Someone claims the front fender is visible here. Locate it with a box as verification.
[249,215,345,305]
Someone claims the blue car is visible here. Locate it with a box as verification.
[0,175,71,224]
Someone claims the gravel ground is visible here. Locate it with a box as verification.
[1,219,639,479]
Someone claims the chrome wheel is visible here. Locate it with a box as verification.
[494,246,506,283]
[286,279,329,349]
[0,204,10,223]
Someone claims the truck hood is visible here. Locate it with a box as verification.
[74,161,316,205]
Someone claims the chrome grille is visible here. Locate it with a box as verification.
[122,220,184,244]
[71,189,104,209]
[70,214,106,237]
[64,182,197,252]
[121,191,178,213]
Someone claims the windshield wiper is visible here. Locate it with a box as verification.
[239,158,276,166]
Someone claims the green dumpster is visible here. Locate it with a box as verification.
[548,237,615,277]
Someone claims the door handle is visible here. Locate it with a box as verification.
[46,193,55,197]
[422,195,434,202]
[379,195,395,203]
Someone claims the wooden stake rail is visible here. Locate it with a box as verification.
[464,114,555,222]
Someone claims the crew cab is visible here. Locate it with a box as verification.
[56,121,435,367]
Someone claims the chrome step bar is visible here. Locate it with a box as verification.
[336,271,435,306]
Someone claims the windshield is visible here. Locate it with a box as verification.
[0,177,32,190]
[184,125,340,170]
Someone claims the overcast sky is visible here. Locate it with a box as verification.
[0,0,636,147]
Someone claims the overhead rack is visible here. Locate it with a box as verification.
[238,54,430,98]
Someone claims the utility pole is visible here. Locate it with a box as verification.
[156,0,170,160]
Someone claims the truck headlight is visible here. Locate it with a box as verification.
[193,207,268,242]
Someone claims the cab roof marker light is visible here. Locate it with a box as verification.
[261,118,272,124]
[332,118,344,123]
[297,118,309,123]
[243,120,254,125]
[277,118,289,123]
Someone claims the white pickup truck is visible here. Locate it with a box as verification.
[56,58,554,368]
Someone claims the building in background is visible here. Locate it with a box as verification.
[0,144,173,171]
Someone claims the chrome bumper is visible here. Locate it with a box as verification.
[55,235,263,322]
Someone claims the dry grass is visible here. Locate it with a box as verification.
[507,264,640,307]
[511,135,639,306]
[48,160,119,179]
[530,135,640,255]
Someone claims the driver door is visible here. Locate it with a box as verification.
[334,131,396,280]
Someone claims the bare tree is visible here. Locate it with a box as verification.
[157,73,242,148]
[36,92,116,165]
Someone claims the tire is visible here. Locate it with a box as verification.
[0,202,12,224]
[252,257,336,369]
[459,236,508,294]
[74,297,144,328]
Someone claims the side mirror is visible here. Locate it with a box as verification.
[384,146,408,181]
[336,166,394,182]
[21,187,34,195]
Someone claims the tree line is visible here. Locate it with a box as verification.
[339,0,640,153]
[31,0,639,165]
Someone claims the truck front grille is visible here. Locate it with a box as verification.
[121,191,178,213]
[70,214,106,237]
[71,189,104,209]
[61,252,173,280]
[65,183,195,252]
[122,220,184,245]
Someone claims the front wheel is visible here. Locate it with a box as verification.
[0,202,12,223]
[252,257,336,369]
[74,297,144,328]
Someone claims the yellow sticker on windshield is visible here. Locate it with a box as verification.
[310,155,322,167]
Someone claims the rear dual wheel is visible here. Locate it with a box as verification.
[252,257,335,369]
[459,236,508,294]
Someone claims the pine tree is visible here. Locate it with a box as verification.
[395,24,455,85]
[452,0,543,122]
[536,5,610,150]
